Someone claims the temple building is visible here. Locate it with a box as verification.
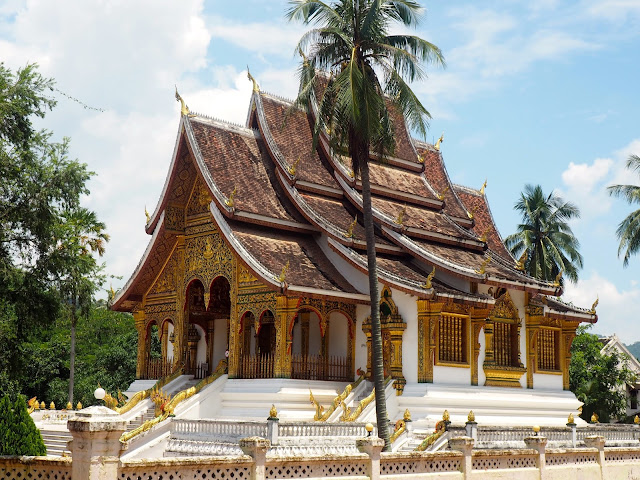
[112,78,597,426]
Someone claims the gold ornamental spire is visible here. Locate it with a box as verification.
[420,266,436,289]
[145,206,150,224]
[175,86,194,117]
[480,178,487,195]
[434,132,444,151]
[247,66,260,92]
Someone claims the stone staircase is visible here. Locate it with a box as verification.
[125,405,156,431]
[40,429,73,457]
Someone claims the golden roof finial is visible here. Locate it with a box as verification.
[288,156,301,176]
[269,404,278,419]
[589,296,599,315]
[404,409,412,421]
[553,269,563,287]
[468,410,475,422]
[434,132,444,151]
[467,207,475,220]
[145,206,150,224]
[343,215,357,238]
[225,186,237,208]
[247,66,259,93]
[567,413,575,424]
[476,256,491,275]
[175,86,194,117]
[515,251,527,271]
[395,204,407,225]
[278,261,290,283]
[298,47,309,67]
[417,154,425,164]
[479,227,490,243]
[421,266,436,289]
[437,186,449,201]
[480,179,488,195]
[348,169,355,179]
[109,283,116,300]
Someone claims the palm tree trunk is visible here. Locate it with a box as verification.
[68,296,76,405]
[359,155,391,451]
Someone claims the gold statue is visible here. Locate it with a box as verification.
[175,86,194,117]
[343,215,357,239]
[437,186,449,201]
[468,411,475,422]
[145,206,150,224]
[567,413,574,424]
[442,410,450,422]
[434,132,444,151]
[634,415,639,425]
[225,186,237,208]
[278,261,290,283]
[476,256,491,275]
[515,251,527,271]
[589,296,599,314]
[553,269,563,287]
[288,156,301,176]
[591,412,599,423]
[269,404,278,419]
[421,266,436,289]
[203,238,214,260]
[247,66,259,92]
[395,205,407,225]
[480,179,487,195]
[404,409,412,422]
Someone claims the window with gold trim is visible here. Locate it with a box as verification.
[537,327,560,371]
[436,313,469,366]
[493,320,520,367]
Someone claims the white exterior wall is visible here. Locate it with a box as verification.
[433,365,471,385]
[532,372,563,390]
[509,290,528,388]
[212,318,227,368]
[389,288,418,383]
[478,326,486,386]
[328,312,349,357]
[355,304,370,374]
[308,311,322,356]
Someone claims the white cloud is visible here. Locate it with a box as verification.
[563,271,640,343]
[585,0,640,21]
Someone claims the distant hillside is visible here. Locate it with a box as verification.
[626,342,640,361]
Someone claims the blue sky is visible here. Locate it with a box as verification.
[1,0,639,341]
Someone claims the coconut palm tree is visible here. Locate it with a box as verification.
[607,154,640,267]
[505,184,583,283]
[287,0,444,449]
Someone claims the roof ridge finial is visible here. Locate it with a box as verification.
[145,205,150,224]
[589,296,599,315]
[175,86,194,117]
[480,178,487,195]
[553,269,563,287]
[420,266,436,289]
[247,66,259,93]
[435,132,444,151]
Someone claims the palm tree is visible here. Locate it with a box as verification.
[505,184,583,283]
[607,154,640,267]
[287,0,444,449]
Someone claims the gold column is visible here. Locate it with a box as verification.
[207,319,215,374]
[275,295,298,378]
[362,321,372,377]
[470,308,489,386]
[161,320,169,361]
[387,321,407,394]
[227,305,240,378]
[134,311,147,379]
[417,300,442,383]
[173,238,186,371]
[301,312,310,357]
[525,306,543,389]
[562,322,578,390]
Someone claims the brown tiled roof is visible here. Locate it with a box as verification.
[371,196,476,240]
[300,193,366,242]
[259,94,338,189]
[416,144,469,221]
[454,186,514,262]
[229,221,359,294]
[367,161,437,202]
[191,119,302,222]
[387,104,420,163]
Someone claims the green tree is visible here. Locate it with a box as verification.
[47,207,109,404]
[0,395,46,456]
[288,0,444,449]
[505,184,583,284]
[570,326,635,423]
[607,154,640,267]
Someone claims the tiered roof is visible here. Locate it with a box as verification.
[113,84,596,323]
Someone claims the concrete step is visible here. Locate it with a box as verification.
[40,429,72,457]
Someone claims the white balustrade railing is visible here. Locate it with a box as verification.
[172,419,268,440]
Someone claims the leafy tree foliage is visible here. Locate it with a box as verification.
[0,63,135,405]
[570,326,635,423]
[505,184,583,284]
[607,154,640,267]
[288,0,444,450]
[0,395,46,456]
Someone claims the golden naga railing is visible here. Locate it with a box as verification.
[120,360,227,443]
[390,420,406,444]
[114,366,184,415]
[339,376,391,422]
[415,412,449,452]
[309,371,365,421]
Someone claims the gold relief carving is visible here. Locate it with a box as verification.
[237,291,277,322]
[528,305,544,316]
[417,299,442,383]
[238,263,258,284]
[185,223,216,235]
[150,254,178,295]
[165,204,185,232]
[490,291,519,320]
[185,230,233,288]
[186,177,212,217]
